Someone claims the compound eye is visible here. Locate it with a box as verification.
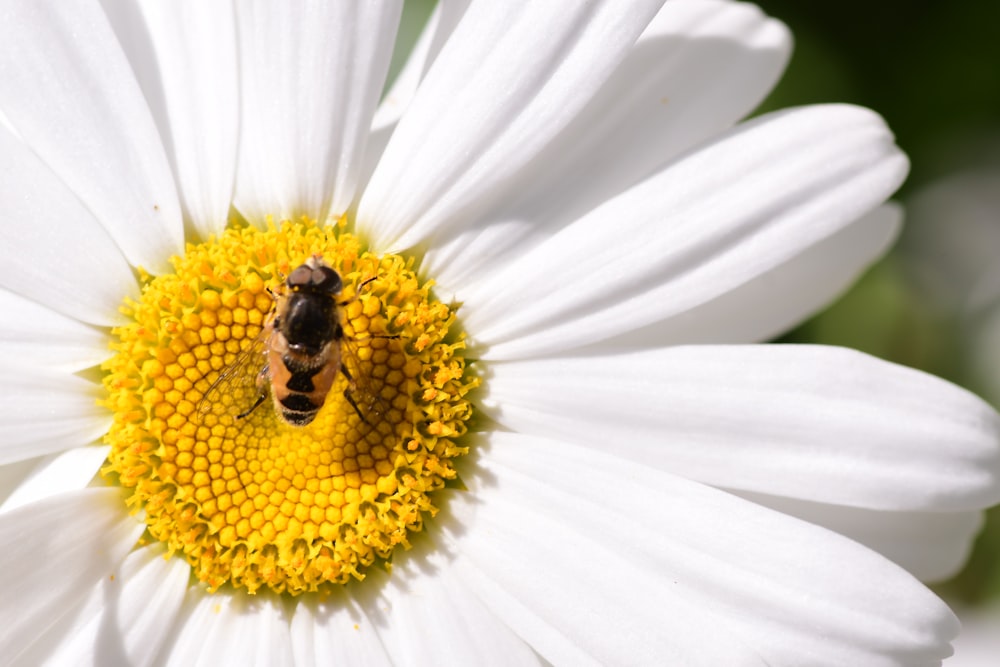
[313,266,342,294]
[287,265,313,289]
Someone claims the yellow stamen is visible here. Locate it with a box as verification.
[101,220,477,595]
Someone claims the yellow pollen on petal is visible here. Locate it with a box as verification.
[101,221,477,596]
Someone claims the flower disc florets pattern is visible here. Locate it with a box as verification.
[102,221,476,595]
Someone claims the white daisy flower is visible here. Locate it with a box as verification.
[1,1,998,665]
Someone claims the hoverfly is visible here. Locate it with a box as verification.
[197,255,390,427]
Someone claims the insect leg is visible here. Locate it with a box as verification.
[237,362,270,420]
[337,276,377,307]
[237,392,267,419]
[342,389,367,423]
[339,363,369,423]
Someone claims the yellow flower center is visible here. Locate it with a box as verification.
[101,220,477,595]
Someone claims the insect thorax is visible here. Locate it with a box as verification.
[280,292,341,356]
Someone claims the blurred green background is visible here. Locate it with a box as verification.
[755,0,1000,604]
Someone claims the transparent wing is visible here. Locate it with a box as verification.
[339,331,404,451]
[196,325,270,424]
[340,334,392,419]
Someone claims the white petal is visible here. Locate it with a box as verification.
[451,432,958,665]
[13,544,190,667]
[103,1,239,239]
[449,501,759,665]
[0,445,108,514]
[370,553,542,665]
[372,0,471,131]
[358,0,668,252]
[736,490,984,583]
[459,104,908,360]
[109,546,192,667]
[0,0,183,274]
[0,458,38,507]
[233,1,402,226]
[595,202,900,347]
[358,0,472,195]
[161,592,294,667]
[290,588,392,667]
[0,287,111,371]
[0,488,145,663]
[483,344,1000,511]
[0,368,109,465]
[0,125,138,326]
[425,0,792,290]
